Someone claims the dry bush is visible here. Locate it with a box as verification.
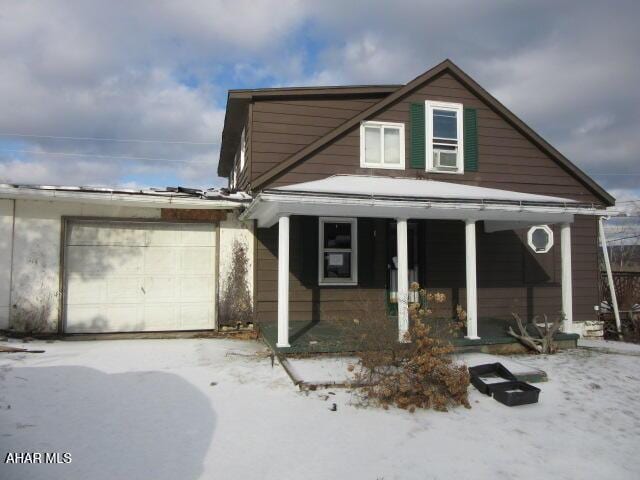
[218,240,253,327]
[349,284,470,412]
[507,312,563,354]
[10,292,55,334]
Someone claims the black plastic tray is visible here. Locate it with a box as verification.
[488,381,541,406]
[468,363,518,395]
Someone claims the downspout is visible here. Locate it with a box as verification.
[598,216,622,338]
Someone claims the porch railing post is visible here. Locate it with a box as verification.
[396,218,409,341]
[277,214,290,347]
[465,219,480,339]
[560,222,574,333]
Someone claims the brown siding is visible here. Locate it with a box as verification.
[255,216,600,325]
[250,97,380,190]
[251,72,601,204]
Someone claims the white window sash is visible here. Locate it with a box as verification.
[318,217,358,286]
[425,101,464,174]
[360,121,405,170]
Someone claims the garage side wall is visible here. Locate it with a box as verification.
[9,200,160,332]
[0,199,14,329]
[218,210,255,305]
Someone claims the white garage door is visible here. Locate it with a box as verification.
[64,220,217,333]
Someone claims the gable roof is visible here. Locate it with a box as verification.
[216,85,399,177]
[249,59,614,206]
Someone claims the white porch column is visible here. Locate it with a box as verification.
[277,214,290,347]
[396,218,409,341]
[560,223,574,332]
[465,220,479,339]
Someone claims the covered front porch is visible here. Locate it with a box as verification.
[243,175,604,352]
[260,318,580,355]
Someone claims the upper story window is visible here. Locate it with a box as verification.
[360,121,405,170]
[426,101,464,174]
[318,217,358,286]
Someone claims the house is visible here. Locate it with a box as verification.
[0,184,252,334]
[217,59,614,350]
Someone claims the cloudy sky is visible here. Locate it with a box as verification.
[0,0,638,203]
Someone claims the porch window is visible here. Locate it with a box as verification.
[360,121,405,169]
[318,217,358,285]
[426,101,464,174]
[527,225,554,253]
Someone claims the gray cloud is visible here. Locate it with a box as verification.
[0,0,638,200]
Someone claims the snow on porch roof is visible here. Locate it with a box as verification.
[272,175,576,205]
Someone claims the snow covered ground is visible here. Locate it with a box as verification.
[1,338,639,480]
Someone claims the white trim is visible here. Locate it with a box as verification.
[560,223,573,332]
[239,127,246,172]
[318,217,358,286]
[359,121,406,170]
[599,217,622,336]
[425,100,464,174]
[243,191,606,228]
[527,224,554,253]
[465,219,479,339]
[0,186,246,209]
[396,218,409,341]
[277,215,290,347]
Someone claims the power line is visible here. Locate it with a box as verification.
[607,233,640,242]
[0,132,219,145]
[0,148,213,164]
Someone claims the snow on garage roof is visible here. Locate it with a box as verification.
[272,175,577,205]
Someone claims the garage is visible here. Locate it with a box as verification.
[63,219,218,333]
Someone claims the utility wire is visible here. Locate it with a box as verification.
[607,233,640,242]
[0,148,213,164]
[0,132,219,145]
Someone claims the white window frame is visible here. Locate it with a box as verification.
[318,217,358,286]
[426,100,464,174]
[239,127,246,171]
[359,121,405,170]
[527,225,554,253]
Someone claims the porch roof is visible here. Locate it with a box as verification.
[243,175,608,228]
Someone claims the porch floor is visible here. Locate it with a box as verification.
[260,318,579,355]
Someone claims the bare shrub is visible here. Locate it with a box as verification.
[349,284,470,412]
[507,312,563,354]
[10,292,55,334]
[218,240,253,327]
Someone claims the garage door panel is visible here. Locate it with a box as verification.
[180,276,215,301]
[66,246,144,275]
[180,247,214,274]
[180,225,216,246]
[144,247,179,274]
[106,277,144,302]
[147,225,181,246]
[64,221,217,333]
[179,304,214,329]
[143,276,177,300]
[66,275,108,304]
[69,222,148,246]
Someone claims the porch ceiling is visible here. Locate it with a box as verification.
[243,175,607,228]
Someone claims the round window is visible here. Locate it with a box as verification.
[527,225,554,253]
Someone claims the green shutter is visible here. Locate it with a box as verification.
[464,107,478,172]
[410,103,425,169]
